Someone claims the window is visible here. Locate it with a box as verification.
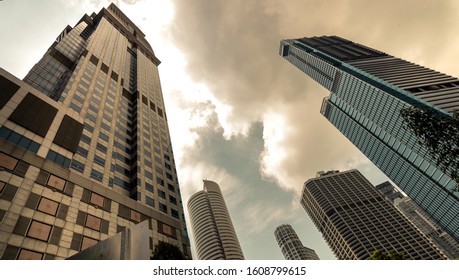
[0,152,18,170]
[70,159,85,172]
[84,123,94,133]
[80,134,91,144]
[81,236,98,251]
[27,220,52,241]
[86,113,97,122]
[158,221,175,238]
[167,183,175,192]
[145,183,154,192]
[85,214,101,231]
[90,169,103,181]
[93,155,105,167]
[90,192,105,208]
[69,102,81,113]
[37,197,59,216]
[77,147,88,157]
[114,177,130,189]
[169,195,177,205]
[46,150,70,168]
[100,122,111,132]
[130,210,141,222]
[88,104,98,113]
[159,203,167,213]
[103,113,111,122]
[47,175,66,191]
[145,170,153,179]
[157,177,164,186]
[96,143,107,153]
[171,209,179,219]
[17,249,43,260]
[158,189,166,199]
[99,132,109,141]
[146,196,154,207]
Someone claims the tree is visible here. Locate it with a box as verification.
[370,249,406,260]
[150,241,188,260]
[400,106,459,184]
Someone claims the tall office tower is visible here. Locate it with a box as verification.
[0,4,191,260]
[280,35,459,242]
[301,169,446,259]
[274,224,319,260]
[376,181,459,259]
[374,181,404,203]
[187,180,244,260]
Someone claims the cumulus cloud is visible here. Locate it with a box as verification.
[168,0,459,194]
[163,1,459,259]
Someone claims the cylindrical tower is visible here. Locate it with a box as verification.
[188,180,244,260]
[274,224,320,260]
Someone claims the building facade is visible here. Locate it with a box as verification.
[301,170,446,259]
[187,180,244,260]
[280,35,459,242]
[374,181,404,203]
[274,224,319,260]
[376,181,459,259]
[0,4,190,260]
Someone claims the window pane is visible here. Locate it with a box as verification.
[85,214,101,231]
[47,175,66,191]
[81,236,98,250]
[90,192,105,208]
[27,221,52,241]
[17,249,43,260]
[37,197,59,216]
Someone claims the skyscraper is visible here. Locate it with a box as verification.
[376,181,459,259]
[301,170,446,259]
[0,4,190,259]
[374,181,404,203]
[274,224,319,260]
[187,180,244,260]
[280,35,459,242]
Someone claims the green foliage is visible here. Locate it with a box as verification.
[400,106,459,184]
[150,241,188,260]
[370,249,406,260]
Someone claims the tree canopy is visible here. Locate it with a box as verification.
[400,106,459,184]
[150,241,188,260]
[370,249,406,260]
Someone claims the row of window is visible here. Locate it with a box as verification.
[0,126,40,153]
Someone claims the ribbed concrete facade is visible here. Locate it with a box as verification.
[280,35,459,242]
[301,170,446,260]
[188,180,244,260]
[274,224,319,260]
[0,4,190,260]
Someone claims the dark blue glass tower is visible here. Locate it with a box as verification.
[280,36,459,242]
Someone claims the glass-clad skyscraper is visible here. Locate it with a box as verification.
[280,35,459,242]
[0,4,190,259]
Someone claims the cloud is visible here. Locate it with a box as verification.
[167,0,459,196]
[241,200,301,234]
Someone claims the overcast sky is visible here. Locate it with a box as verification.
[1,0,459,260]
